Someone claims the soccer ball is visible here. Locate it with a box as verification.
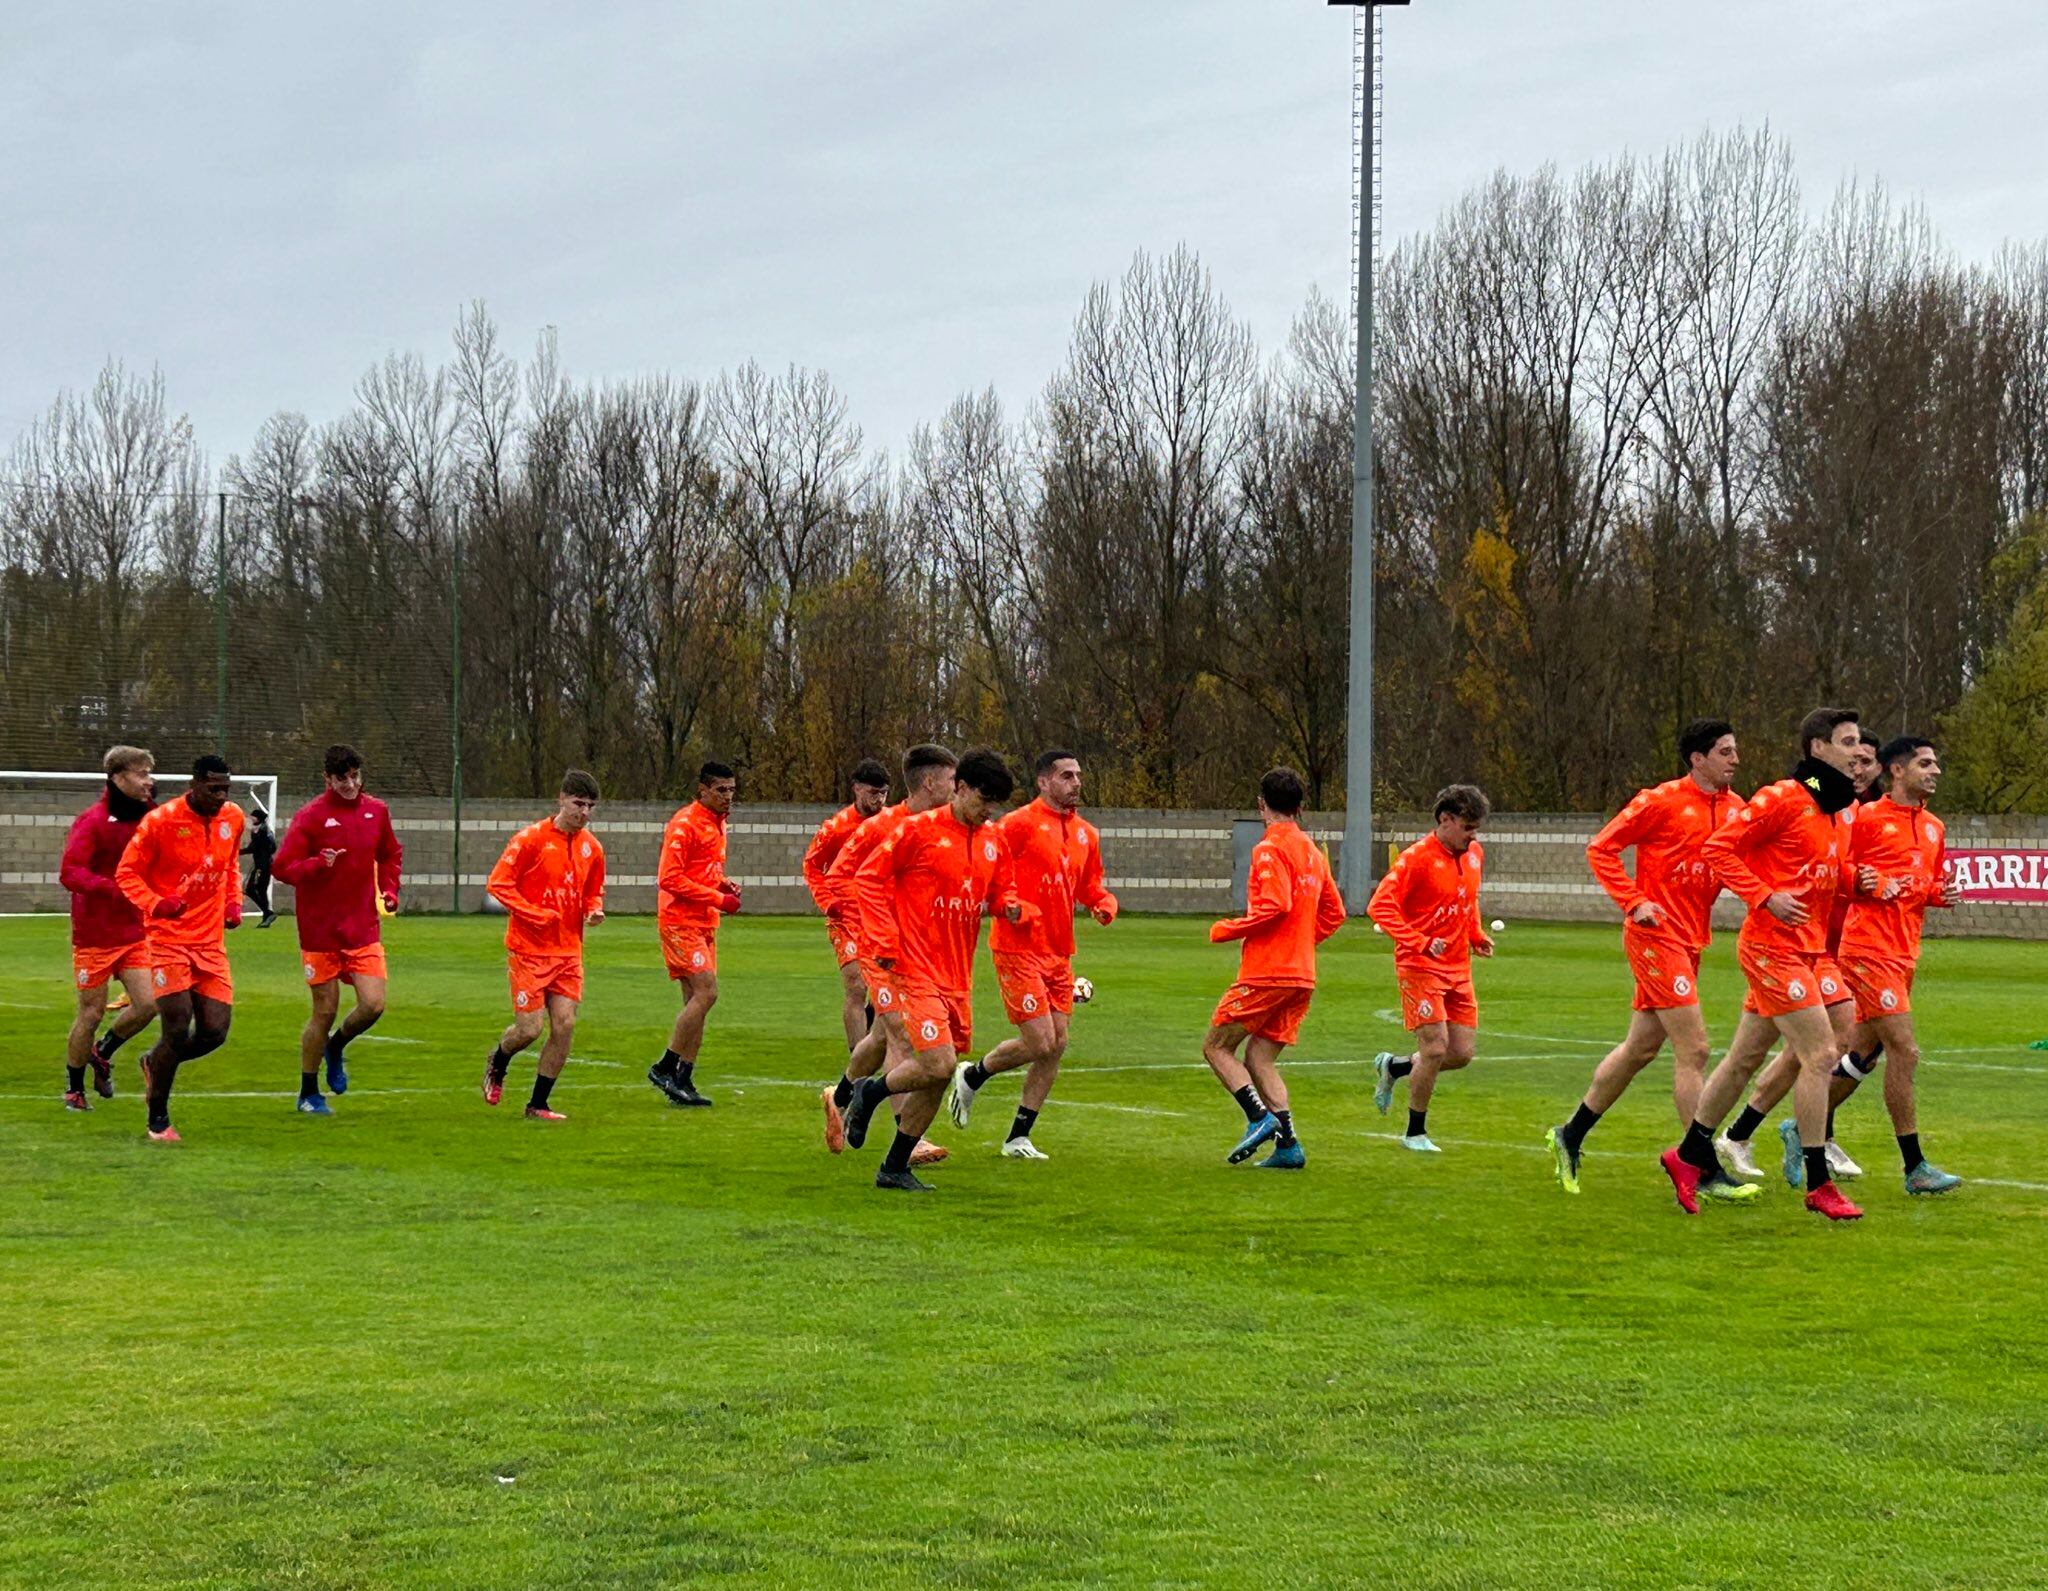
[1489,919,1505,932]
[1073,976,1095,1005]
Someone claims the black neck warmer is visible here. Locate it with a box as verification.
[1790,757,1858,815]
[104,780,153,823]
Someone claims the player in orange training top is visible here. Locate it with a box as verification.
[943,748,1118,1160]
[115,754,247,1143]
[1368,784,1494,1154]
[803,758,892,1052]
[817,743,958,1160]
[1544,719,1742,1192]
[1663,708,1866,1220]
[841,749,1023,1192]
[647,762,741,1109]
[481,769,606,1121]
[59,744,160,1111]
[1203,766,1346,1170]
[270,743,403,1115]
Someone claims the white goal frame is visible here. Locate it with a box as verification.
[1,769,282,819]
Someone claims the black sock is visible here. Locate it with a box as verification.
[863,1002,875,1028]
[675,1059,695,1088]
[529,1075,556,1110]
[66,1065,85,1093]
[1559,1101,1602,1152]
[1728,1104,1768,1143]
[1804,1145,1829,1188]
[1008,1106,1039,1142]
[1898,1132,1922,1171]
[1389,1057,1414,1080]
[652,1049,680,1078]
[325,1032,346,1063]
[1274,1109,1297,1148]
[1866,1039,1885,1068]
[964,1061,991,1091]
[95,1029,129,1060]
[883,1129,918,1174]
[1678,1120,1720,1173]
[488,1046,511,1082]
[1406,1108,1427,1138]
[147,1107,170,1132]
[832,1073,855,1108]
[298,1073,319,1100]
[1231,1083,1267,1123]
[1826,1104,1837,1138]
[856,1075,893,1111]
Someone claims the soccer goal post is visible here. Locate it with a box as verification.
[0,769,282,819]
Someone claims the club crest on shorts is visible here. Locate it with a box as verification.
[692,950,705,968]
[77,968,89,986]
[1023,994,1039,1014]
[920,1019,940,1043]
[154,969,166,988]
[304,962,316,981]
[1788,980,1806,1000]
[1820,976,1838,997]
[516,990,531,1008]
[1881,988,1899,1010]
[1418,998,1435,1020]
[877,988,892,1007]
[1673,975,1692,997]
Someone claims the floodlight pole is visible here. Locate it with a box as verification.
[1334,0,1404,910]
[215,491,229,758]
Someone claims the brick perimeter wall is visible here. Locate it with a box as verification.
[4,791,2044,940]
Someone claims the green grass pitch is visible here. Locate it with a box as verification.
[4,911,2046,1588]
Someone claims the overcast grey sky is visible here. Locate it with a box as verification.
[5,0,2043,465]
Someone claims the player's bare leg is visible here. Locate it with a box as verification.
[299,974,385,1111]
[66,970,157,1107]
[1203,1023,1301,1166]
[949,1011,1066,1154]
[483,1006,544,1106]
[1547,1006,1709,1190]
[1385,1021,1473,1151]
[653,969,718,1107]
[1771,1002,1859,1215]
[845,1039,954,1189]
[1721,1000,1856,1179]
[520,994,577,1120]
[139,990,232,1141]
[837,961,868,1051]
[1858,1010,1957,1192]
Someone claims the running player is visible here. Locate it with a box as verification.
[59,745,160,1109]
[1369,785,1493,1153]
[840,748,1022,1192]
[271,744,403,1115]
[1200,766,1345,1169]
[817,743,957,1158]
[944,748,1118,1160]
[1829,736,1963,1194]
[1545,720,1741,1191]
[802,758,892,1052]
[1715,727,1890,1181]
[481,770,606,1121]
[1662,708,1866,1219]
[115,754,246,1143]
[647,762,740,1109]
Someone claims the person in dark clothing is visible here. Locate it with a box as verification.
[244,805,278,928]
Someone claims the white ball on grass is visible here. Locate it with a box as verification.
[1490,918,1505,932]
[1073,976,1095,1005]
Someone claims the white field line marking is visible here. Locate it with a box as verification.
[353,1035,424,1046]
[1355,1130,2048,1193]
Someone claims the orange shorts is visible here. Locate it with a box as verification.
[899,983,973,1056]
[1842,954,1915,1022]
[1396,966,1477,1031]
[995,951,1074,1027]
[303,944,388,987]
[73,940,150,991]
[1212,982,1314,1047]
[509,953,582,1012]
[1737,944,1845,1019]
[1625,931,1702,1012]
[859,956,901,1012]
[151,942,233,1003]
[659,922,717,981]
[825,910,861,969]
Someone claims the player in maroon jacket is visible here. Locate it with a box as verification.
[271,745,403,1114]
[58,745,161,1109]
